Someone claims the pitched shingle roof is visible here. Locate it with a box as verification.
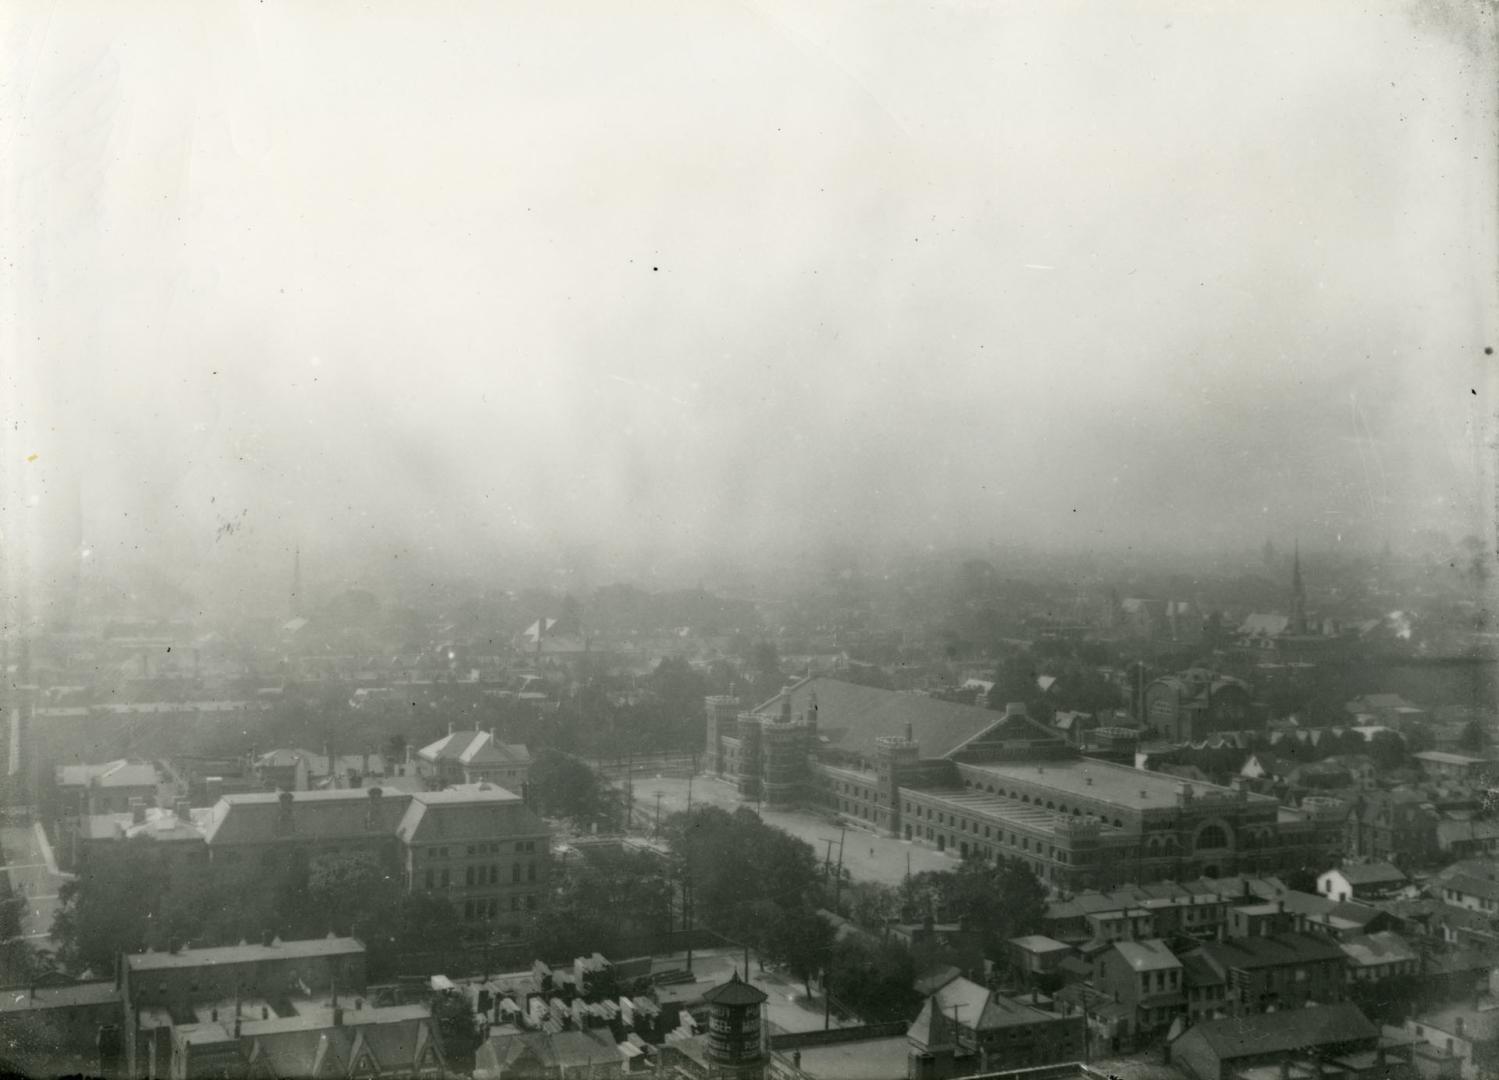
[758,677,1055,762]
[418,730,531,768]
[1175,1003,1376,1060]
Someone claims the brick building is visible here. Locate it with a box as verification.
[703,679,1342,890]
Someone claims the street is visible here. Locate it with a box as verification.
[1,822,70,954]
[622,773,957,886]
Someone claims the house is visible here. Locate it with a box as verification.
[906,977,1085,1079]
[474,1028,624,1079]
[171,1001,447,1079]
[1343,790,1439,867]
[0,982,123,1078]
[1435,819,1499,860]
[55,759,161,816]
[417,727,532,791]
[1406,999,1499,1080]
[1339,931,1418,985]
[1007,936,1074,984]
[1345,695,1427,727]
[1414,752,1493,785]
[1182,933,1348,1017]
[1169,1003,1381,1080]
[1318,863,1408,902]
[1091,939,1184,1041]
[1143,670,1257,741]
[253,747,388,792]
[1434,860,1499,916]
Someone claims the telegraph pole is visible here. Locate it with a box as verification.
[821,839,836,883]
[654,792,663,837]
[687,772,693,813]
[833,826,847,913]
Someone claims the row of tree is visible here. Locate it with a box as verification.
[51,844,463,979]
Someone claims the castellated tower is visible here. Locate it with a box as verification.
[704,695,740,777]
[875,727,920,837]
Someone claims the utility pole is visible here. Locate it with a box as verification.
[948,1002,968,1055]
[654,792,662,837]
[823,945,833,1030]
[687,772,693,813]
[822,839,835,883]
[683,875,694,975]
[833,826,846,913]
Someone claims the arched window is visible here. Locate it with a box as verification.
[1196,824,1230,851]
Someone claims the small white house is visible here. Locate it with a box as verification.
[1318,863,1407,902]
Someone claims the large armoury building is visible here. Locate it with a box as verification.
[705,678,1342,891]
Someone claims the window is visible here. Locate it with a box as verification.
[525,895,536,910]
[512,864,521,884]
[466,866,475,886]
[425,869,434,889]
[489,865,499,885]
[440,869,450,887]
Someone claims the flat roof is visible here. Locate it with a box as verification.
[964,759,1274,811]
[913,788,1126,835]
[127,937,364,972]
[0,982,119,1014]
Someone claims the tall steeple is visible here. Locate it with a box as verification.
[1289,540,1307,635]
[290,545,303,618]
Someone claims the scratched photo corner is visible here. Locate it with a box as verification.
[2,0,1498,1078]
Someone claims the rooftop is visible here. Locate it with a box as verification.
[1112,940,1181,972]
[757,677,1048,763]
[963,758,1273,812]
[1414,751,1490,766]
[126,936,364,972]
[0,982,119,1014]
[418,729,531,768]
[1331,863,1407,886]
[1176,1003,1377,1060]
[56,759,159,789]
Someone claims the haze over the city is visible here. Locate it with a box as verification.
[5,0,1495,614]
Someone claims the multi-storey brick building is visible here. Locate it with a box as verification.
[705,678,1343,890]
[77,785,549,939]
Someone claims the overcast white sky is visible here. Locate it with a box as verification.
[4,0,1496,609]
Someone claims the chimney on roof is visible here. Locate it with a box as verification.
[448,722,454,736]
[1455,1016,1465,1039]
[129,798,146,825]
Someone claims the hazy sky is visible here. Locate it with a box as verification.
[5,0,1496,609]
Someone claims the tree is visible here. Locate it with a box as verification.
[1458,719,1489,753]
[902,858,1046,962]
[307,850,401,940]
[430,990,482,1073]
[767,907,836,998]
[826,936,918,1021]
[529,750,620,829]
[663,806,820,945]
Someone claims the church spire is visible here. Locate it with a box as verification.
[291,545,303,618]
[1289,540,1307,635]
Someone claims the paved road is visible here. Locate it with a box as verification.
[1,823,70,952]
[623,774,957,886]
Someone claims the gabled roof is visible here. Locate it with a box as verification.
[1194,933,1347,971]
[1110,939,1180,972]
[1435,859,1499,902]
[57,759,159,789]
[1174,1003,1376,1060]
[756,677,1056,762]
[1339,932,1417,968]
[204,784,544,847]
[1329,863,1407,887]
[417,729,531,768]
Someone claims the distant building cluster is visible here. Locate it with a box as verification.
[706,678,1344,890]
